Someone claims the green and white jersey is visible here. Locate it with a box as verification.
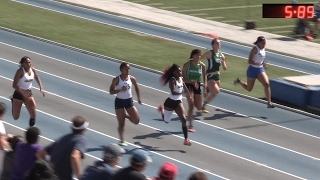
[206,50,222,73]
[187,60,203,82]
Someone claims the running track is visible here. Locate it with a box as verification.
[1,1,320,180]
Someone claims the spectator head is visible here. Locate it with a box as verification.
[71,116,89,134]
[7,135,24,152]
[0,102,6,119]
[26,159,59,180]
[158,162,178,180]
[26,127,40,144]
[130,149,152,171]
[103,143,125,167]
[188,171,208,180]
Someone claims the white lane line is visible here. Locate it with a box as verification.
[1,111,101,161]
[11,0,320,67]
[189,13,208,16]
[0,98,228,180]
[0,45,318,139]
[0,76,310,179]
[160,7,178,9]
[2,58,320,159]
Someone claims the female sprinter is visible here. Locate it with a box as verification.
[157,64,192,146]
[11,56,45,127]
[201,38,227,111]
[234,36,275,108]
[109,62,142,146]
[182,49,207,132]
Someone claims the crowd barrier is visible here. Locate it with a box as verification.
[270,75,320,111]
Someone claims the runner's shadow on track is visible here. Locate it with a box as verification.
[202,109,244,120]
[152,117,181,122]
[248,116,268,119]
[133,130,182,140]
[133,142,186,153]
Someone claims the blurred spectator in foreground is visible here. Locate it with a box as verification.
[149,162,178,180]
[112,149,152,180]
[0,102,8,174]
[1,135,24,180]
[25,159,59,180]
[10,127,42,180]
[36,116,89,180]
[188,171,208,180]
[80,143,125,180]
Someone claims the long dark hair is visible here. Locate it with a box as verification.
[159,64,180,86]
[19,56,30,68]
[254,36,265,45]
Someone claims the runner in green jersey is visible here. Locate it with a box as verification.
[201,38,227,111]
[182,49,207,133]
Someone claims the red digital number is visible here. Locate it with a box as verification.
[307,6,314,18]
[297,6,306,18]
[285,6,292,18]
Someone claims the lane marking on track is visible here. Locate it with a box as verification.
[0,71,315,179]
[0,47,318,139]
[11,0,320,67]
[0,96,228,180]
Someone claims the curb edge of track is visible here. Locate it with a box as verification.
[1,26,319,120]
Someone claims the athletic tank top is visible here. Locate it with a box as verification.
[115,75,132,99]
[17,67,34,90]
[250,45,266,68]
[206,50,222,73]
[187,60,202,82]
[169,77,183,101]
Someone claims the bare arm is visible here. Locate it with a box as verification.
[200,50,212,60]
[35,149,49,160]
[221,54,227,70]
[32,67,45,97]
[131,76,142,104]
[0,134,9,150]
[201,63,207,94]
[109,77,123,94]
[12,68,23,92]
[70,149,82,178]
[183,82,192,104]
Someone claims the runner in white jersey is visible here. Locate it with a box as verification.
[234,36,275,108]
[157,64,192,146]
[11,56,45,127]
[109,62,142,146]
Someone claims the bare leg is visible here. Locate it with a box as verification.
[125,106,140,125]
[115,108,126,141]
[239,77,256,92]
[24,96,37,126]
[204,80,220,105]
[12,99,23,120]
[175,103,191,146]
[257,72,273,106]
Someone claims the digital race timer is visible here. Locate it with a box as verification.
[263,4,314,18]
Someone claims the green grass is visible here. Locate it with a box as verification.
[0,1,306,102]
[125,0,320,42]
